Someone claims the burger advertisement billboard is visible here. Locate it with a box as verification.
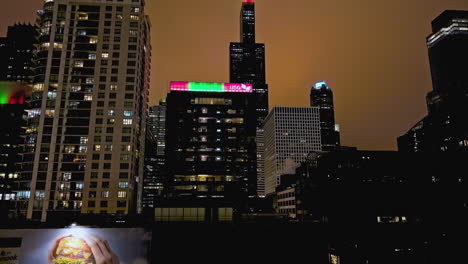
[0,227,151,264]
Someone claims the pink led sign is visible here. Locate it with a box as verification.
[170,82,253,93]
[223,83,253,93]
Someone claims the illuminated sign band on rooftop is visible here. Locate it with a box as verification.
[170,82,253,93]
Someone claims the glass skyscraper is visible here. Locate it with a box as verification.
[399,10,468,152]
[230,0,269,196]
[310,81,340,151]
[229,0,268,126]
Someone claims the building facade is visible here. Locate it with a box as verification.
[284,149,468,263]
[165,82,257,198]
[310,81,340,151]
[263,107,322,195]
[13,0,151,222]
[399,10,468,152]
[143,101,166,208]
[0,83,29,218]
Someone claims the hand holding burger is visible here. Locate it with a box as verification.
[49,235,119,264]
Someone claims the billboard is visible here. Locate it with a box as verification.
[0,227,150,264]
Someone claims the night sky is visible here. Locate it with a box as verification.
[2,0,468,150]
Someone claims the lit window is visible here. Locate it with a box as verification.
[74,61,84,67]
[63,173,72,181]
[71,85,81,92]
[118,191,127,198]
[124,111,133,117]
[123,119,133,125]
[118,182,129,188]
[101,53,109,58]
[88,54,96,60]
[101,191,109,198]
[85,78,94,84]
[84,95,93,101]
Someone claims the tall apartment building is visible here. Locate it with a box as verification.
[14,0,151,222]
[310,81,340,151]
[398,10,468,152]
[263,107,322,195]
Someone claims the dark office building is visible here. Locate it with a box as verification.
[277,149,467,263]
[0,82,28,219]
[165,82,257,199]
[143,101,167,208]
[229,0,268,127]
[0,24,37,83]
[310,81,340,151]
[399,10,468,152]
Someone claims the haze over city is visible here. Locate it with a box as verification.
[2,0,468,150]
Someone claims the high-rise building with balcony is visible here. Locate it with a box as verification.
[263,107,322,195]
[399,10,468,152]
[14,0,151,222]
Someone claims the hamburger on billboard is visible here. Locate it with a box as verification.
[0,227,151,264]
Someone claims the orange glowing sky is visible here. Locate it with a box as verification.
[2,0,468,150]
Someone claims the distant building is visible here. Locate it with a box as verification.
[0,23,36,219]
[143,101,167,208]
[263,107,322,195]
[0,23,37,83]
[165,82,257,198]
[399,10,468,152]
[13,0,151,222]
[0,82,28,218]
[229,0,268,126]
[229,1,269,198]
[310,81,340,151]
[283,149,468,263]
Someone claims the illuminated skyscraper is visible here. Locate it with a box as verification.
[165,82,257,198]
[229,0,268,126]
[143,101,167,208]
[230,0,269,197]
[399,10,468,152]
[310,81,340,151]
[13,0,151,222]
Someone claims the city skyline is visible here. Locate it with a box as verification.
[2,0,468,151]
